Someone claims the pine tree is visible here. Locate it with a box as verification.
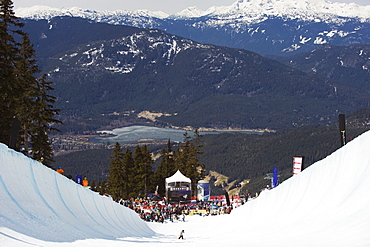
[174,130,205,194]
[122,148,135,198]
[107,142,124,200]
[30,74,61,165]
[14,34,61,164]
[133,145,154,196]
[0,1,61,165]
[14,33,40,154]
[154,139,176,195]
[89,180,97,192]
[0,0,24,144]
[96,181,108,195]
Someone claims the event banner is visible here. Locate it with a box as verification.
[292,156,303,175]
[273,167,279,188]
[196,182,210,202]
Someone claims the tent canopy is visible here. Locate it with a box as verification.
[165,170,191,184]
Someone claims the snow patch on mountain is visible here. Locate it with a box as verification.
[15,0,370,25]
[170,6,207,18]
[16,5,170,19]
[55,30,210,75]
[15,0,370,56]
[209,0,370,20]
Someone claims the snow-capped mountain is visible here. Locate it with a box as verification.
[15,0,370,21]
[15,0,370,56]
[205,0,370,21]
[55,29,211,75]
[21,17,369,130]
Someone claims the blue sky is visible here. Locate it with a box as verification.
[13,0,370,13]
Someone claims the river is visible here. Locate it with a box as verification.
[91,125,260,144]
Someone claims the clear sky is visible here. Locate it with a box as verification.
[13,0,370,13]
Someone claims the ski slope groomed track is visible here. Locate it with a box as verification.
[1,130,370,246]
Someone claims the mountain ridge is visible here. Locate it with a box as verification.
[15,0,370,21]
[21,17,370,132]
[274,44,370,91]
[15,0,370,56]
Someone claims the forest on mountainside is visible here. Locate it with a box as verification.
[53,109,370,195]
[21,17,370,132]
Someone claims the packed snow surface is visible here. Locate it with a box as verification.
[1,130,370,246]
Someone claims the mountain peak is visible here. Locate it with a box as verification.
[15,0,370,57]
[15,0,370,22]
[172,6,206,18]
[15,5,170,20]
[209,0,370,21]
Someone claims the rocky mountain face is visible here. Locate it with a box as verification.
[16,0,370,56]
[274,44,370,91]
[22,17,370,131]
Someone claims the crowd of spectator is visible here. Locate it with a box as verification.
[115,197,247,223]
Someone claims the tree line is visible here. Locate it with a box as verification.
[0,0,60,165]
[94,131,205,201]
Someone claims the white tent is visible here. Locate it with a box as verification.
[165,170,191,202]
[165,170,191,184]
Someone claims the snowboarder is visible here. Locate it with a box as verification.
[178,230,184,239]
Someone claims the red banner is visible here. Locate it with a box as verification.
[293,156,303,175]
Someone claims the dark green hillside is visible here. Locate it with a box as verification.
[53,149,112,183]
[53,144,168,183]
[198,108,370,193]
[53,109,370,195]
[199,125,368,194]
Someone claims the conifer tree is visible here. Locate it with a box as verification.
[0,0,24,144]
[133,145,154,196]
[0,1,60,165]
[30,74,61,164]
[89,180,97,192]
[14,33,40,154]
[96,181,108,195]
[122,148,135,198]
[107,142,124,200]
[154,139,176,195]
[174,130,205,194]
[14,35,61,164]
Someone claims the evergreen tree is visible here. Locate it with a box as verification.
[14,33,40,154]
[154,139,176,195]
[107,142,124,200]
[14,35,61,165]
[174,130,205,194]
[192,129,206,180]
[0,0,24,144]
[0,1,61,165]
[122,148,135,198]
[89,180,96,192]
[30,74,61,165]
[96,181,108,195]
[133,145,154,196]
